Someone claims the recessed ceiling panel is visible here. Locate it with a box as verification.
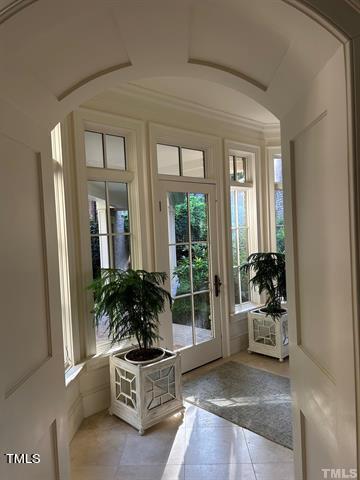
[189,1,289,87]
[14,5,130,96]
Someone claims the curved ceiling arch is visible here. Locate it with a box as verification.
[0,0,352,129]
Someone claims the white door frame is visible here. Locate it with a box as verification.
[149,123,231,363]
[155,179,223,372]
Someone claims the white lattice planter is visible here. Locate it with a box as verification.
[109,347,183,434]
[248,309,289,361]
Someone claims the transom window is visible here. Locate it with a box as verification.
[157,144,205,178]
[229,155,247,183]
[85,130,126,170]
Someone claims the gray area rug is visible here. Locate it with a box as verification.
[183,361,293,449]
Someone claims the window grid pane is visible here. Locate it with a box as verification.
[230,187,250,306]
[182,148,205,178]
[273,155,285,253]
[85,130,127,170]
[105,134,126,170]
[229,155,247,183]
[168,192,213,349]
[157,143,205,178]
[87,181,131,348]
[85,131,104,168]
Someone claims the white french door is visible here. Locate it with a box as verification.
[156,180,222,372]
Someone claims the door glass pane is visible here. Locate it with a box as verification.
[194,293,212,344]
[170,245,191,296]
[85,131,104,168]
[182,148,205,178]
[190,193,208,241]
[88,181,107,234]
[157,144,180,176]
[108,182,129,234]
[168,192,189,243]
[192,244,209,292]
[167,190,214,351]
[105,134,126,170]
[172,296,193,349]
[112,235,131,270]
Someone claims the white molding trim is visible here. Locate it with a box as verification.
[230,333,249,355]
[223,140,262,314]
[266,146,282,252]
[67,394,84,441]
[111,84,280,136]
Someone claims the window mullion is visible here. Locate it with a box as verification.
[179,147,183,177]
[187,194,196,346]
[105,182,114,268]
[102,132,107,168]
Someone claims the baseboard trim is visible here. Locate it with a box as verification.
[68,394,84,441]
[81,384,110,418]
[230,333,249,356]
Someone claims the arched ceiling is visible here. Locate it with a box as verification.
[0,0,341,127]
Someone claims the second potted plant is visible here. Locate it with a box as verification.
[241,252,288,361]
[89,268,183,434]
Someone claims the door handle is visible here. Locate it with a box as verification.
[214,275,222,297]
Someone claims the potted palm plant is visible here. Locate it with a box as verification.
[241,253,288,361]
[90,269,172,364]
[89,268,183,434]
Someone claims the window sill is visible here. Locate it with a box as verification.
[65,362,86,387]
[86,340,134,371]
[231,302,259,322]
[64,341,133,384]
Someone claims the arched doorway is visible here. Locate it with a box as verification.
[1,1,360,479]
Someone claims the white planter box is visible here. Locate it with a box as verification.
[109,347,183,434]
[248,309,289,361]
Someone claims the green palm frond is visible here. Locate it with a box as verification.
[88,269,172,351]
[241,252,286,319]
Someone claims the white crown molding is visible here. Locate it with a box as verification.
[111,83,280,137]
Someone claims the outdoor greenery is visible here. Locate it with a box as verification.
[88,269,172,351]
[171,193,210,329]
[241,252,286,319]
[276,227,285,254]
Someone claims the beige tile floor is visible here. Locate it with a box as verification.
[71,352,293,480]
